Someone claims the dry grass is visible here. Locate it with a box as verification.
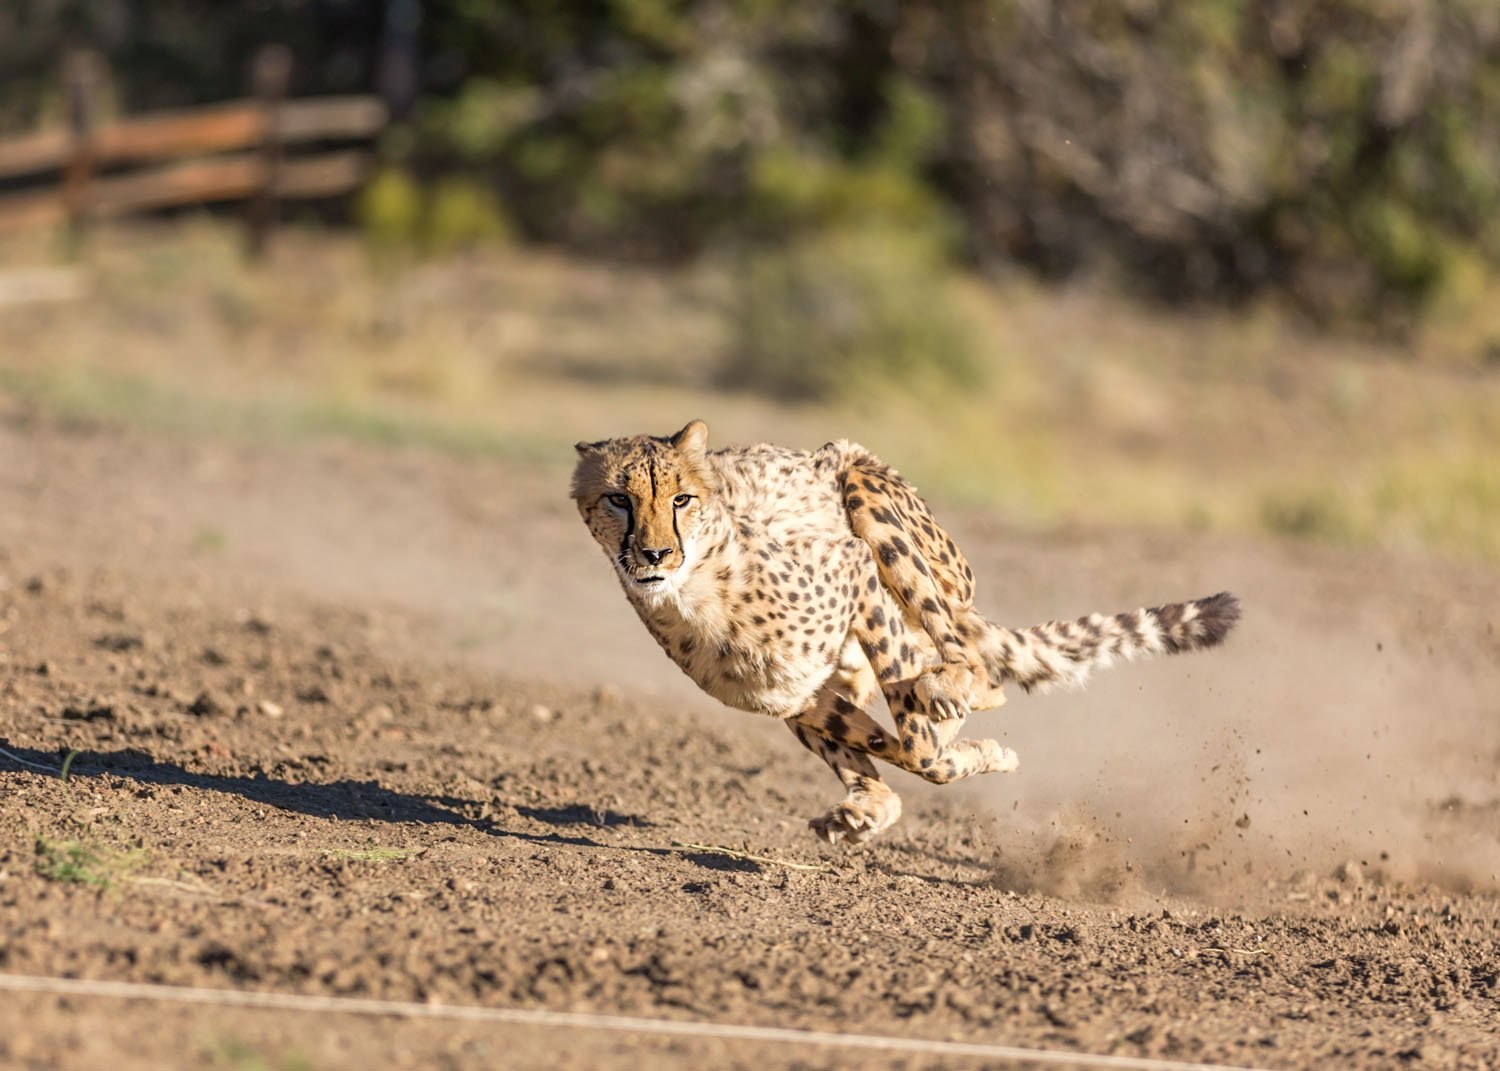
[34,834,147,889]
[3,220,1499,562]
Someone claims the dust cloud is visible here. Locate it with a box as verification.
[959,540,1500,902]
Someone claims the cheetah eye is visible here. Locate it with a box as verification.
[672,493,694,509]
[605,493,630,509]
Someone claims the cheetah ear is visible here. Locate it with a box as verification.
[670,419,709,458]
[574,440,604,457]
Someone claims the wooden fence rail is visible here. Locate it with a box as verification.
[0,98,385,180]
[0,46,387,255]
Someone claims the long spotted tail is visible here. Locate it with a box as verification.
[978,591,1240,693]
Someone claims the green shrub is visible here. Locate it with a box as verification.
[722,224,980,401]
[357,169,510,255]
[356,168,424,250]
[1259,489,1357,543]
[424,177,511,252]
[1371,454,1500,562]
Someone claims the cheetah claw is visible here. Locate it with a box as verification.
[933,697,968,721]
[811,814,872,846]
[915,666,973,722]
[810,794,903,845]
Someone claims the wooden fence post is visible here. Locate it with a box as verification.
[245,44,292,260]
[61,49,101,255]
[378,0,421,122]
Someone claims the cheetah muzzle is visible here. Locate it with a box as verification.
[572,420,1240,845]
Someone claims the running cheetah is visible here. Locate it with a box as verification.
[572,420,1239,845]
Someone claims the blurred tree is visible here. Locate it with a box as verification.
[932,0,1500,329]
[0,0,385,125]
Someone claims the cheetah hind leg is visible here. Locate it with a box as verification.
[849,575,1020,784]
[840,450,994,722]
[914,611,1010,721]
[788,721,903,845]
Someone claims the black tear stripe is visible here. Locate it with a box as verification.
[619,503,635,563]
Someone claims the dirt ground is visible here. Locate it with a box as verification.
[1,403,1497,1071]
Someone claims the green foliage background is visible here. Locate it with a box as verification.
[5,0,1500,332]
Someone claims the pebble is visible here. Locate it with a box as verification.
[234,608,275,634]
[361,703,395,725]
[530,704,556,723]
[185,691,225,718]
[258,700,285,719]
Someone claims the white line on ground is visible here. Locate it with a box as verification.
[0,972,1280,1071]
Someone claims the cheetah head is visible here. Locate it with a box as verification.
[572,419,717,602]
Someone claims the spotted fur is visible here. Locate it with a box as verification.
[573,421,1240,845]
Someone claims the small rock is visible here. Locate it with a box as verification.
[357,703,394,731]
[61,702,115,722]
[529,704,555,723]
[451,773,489,797]
[94,632,144,653]
[593,683,624,707]
[258,700,285,719]
[235,609,275,635]
[186,691,226,718]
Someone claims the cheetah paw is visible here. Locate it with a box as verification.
[977,738,1021,774]
[809,793,903,846]
[915,664,975,722]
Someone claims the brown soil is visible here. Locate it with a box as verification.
[1,406,1497,1071]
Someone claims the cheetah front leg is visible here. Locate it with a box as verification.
[788,721,903,845]
[788,642,903,845]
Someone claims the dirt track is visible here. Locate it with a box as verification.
[1,407,1498,1070]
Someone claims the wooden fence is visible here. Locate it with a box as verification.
[0,47,387,256]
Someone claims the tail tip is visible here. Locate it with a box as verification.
[1195,591,1241,648]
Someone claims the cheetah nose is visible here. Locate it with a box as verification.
[640,547,671,566]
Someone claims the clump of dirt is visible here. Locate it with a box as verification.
[986,810,1139,901]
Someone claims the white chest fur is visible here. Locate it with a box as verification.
[628,552,836,718]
